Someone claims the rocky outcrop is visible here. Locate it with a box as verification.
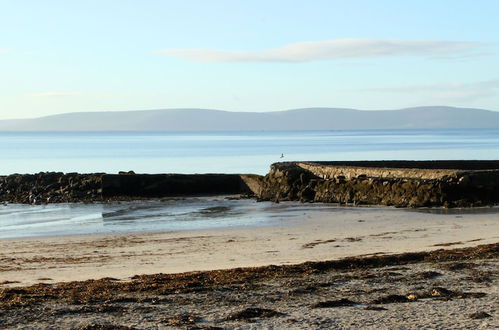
[0,172,262,204]
[258,161,499,207]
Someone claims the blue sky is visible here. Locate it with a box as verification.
[1,0,498,119]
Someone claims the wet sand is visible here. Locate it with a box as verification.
[0,207,498,329]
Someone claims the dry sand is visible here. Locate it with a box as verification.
[0,206,498,329]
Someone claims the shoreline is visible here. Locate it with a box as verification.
[2,200,499,241]
[1,207,498,287]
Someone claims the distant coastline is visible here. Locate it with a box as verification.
[1,106,498,131]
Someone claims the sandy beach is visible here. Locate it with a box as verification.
[1,206,498,287]
[0,206,498,329]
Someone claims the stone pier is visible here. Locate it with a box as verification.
[257,161,499,207]
[2,161,499,207]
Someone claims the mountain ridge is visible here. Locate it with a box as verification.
[0,106,498,131]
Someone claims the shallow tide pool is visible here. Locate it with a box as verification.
[0,198,343,239]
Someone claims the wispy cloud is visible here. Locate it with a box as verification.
[428,51,495,61]
[156,39,484,63]
[28,92,82,98]
[360,79,499,103]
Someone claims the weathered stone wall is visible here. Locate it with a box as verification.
[258,161,499,207]
[296,160,499,171]
[297,162,459,180]
[0,172,103,204]
[0,172,262,204]
[3,161,498,207]
[101,173,261,198]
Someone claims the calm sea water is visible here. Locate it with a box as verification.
[1,129,499,239]
[0,129,498,175]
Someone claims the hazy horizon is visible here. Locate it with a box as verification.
[1,1,499,120]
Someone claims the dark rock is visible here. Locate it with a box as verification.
[364,306,388,311]
[311,298,357,308]
[431,287,454,297]
[370,294,413,304]
[299,185,316,202]
[221,307,285,321]
[469,311,491,319]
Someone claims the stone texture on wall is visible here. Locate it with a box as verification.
[258,161,499,207]
[2,161,498,207]
[0,172,103,204]
[0,172,262,204]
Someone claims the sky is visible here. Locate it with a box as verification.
[1,0,498,119]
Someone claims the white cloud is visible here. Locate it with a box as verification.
[360,79,499,103]
[29,92,81,98]
[156,39,484,63]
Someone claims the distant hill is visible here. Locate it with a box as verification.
[0,106,498,131]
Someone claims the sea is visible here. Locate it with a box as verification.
[1,129,498,175]
[1,129,498,239]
